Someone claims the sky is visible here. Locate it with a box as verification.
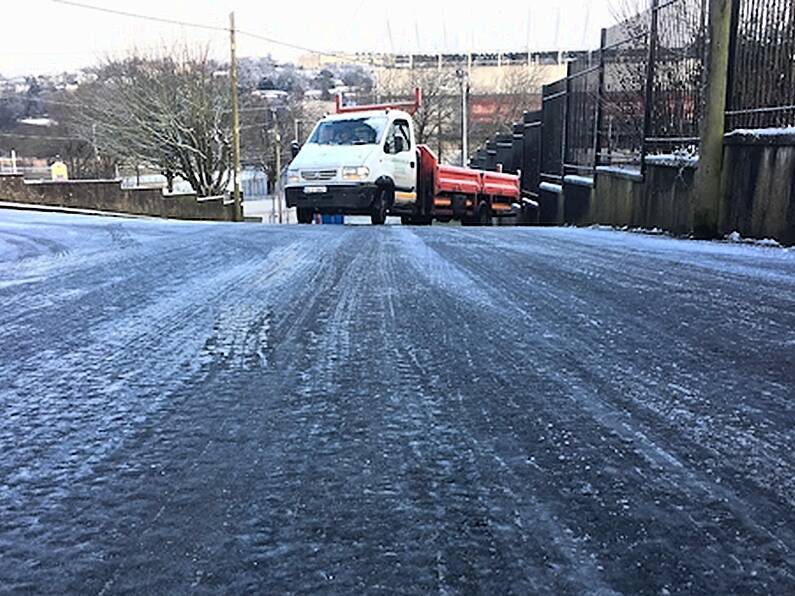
[1,0,617,77]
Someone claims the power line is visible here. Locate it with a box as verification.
[50,0,226,34]
[49,0,377,65]
[236,30,347,62]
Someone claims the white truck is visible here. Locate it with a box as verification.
[285,91,422,225]
[285,89,522,225]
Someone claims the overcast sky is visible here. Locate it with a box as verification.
[1,0,617,77]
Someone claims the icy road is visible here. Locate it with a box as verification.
[1,209,794,595]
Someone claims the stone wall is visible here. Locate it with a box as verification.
[0,174,240,222]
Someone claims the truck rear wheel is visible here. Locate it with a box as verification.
[297,208,314,224]
[477,202,492,226]
[371,190,388,225]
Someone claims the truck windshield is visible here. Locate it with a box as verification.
[308,116,387,146]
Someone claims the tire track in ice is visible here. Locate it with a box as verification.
[410,226,795,593]
[0,237,333,580]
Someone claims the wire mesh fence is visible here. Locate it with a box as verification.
[727,0,795,130]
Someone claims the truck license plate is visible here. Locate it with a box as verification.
[304,186,327,194]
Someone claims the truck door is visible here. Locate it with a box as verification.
[384,119,416,202]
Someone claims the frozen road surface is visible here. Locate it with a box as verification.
[1,210,794,595]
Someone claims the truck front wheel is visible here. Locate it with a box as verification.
[371,190,388,225]
[297,207,314,224]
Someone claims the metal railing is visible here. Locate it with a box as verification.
[727,0,795,130]
[540,79,567,183]
[648,0,706,154]
[469,0,793,198]
[564,52,601,174]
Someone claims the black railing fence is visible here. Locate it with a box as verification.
[521,111,542,197]
[564,51,601,174]
[540,79,567,183]
[648,0,706,154]
[468,0,793,198]
[727,0,795,129]
[601,8,651,168]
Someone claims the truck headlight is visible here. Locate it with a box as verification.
[287,170,300,185]
[341,166,370,181]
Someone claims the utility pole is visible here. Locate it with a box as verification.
[456,68,469,166]
[294,119,303,145]
[229,11,242,222]
[91,122,101,178]
[692,0,734,238]
[275,129,283,224]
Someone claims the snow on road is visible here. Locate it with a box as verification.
[0,209,794,594]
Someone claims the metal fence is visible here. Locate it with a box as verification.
[648,0,706,154]
[564,51,601,174]
[727,0,795,130]
[0,157,50,179]
[600,9,651,168]
[468,0,793,198]
[540,79,566,183]
[521,111,542,196]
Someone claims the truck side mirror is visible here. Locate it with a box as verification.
[290,140,300,159]
[394,137,405,154]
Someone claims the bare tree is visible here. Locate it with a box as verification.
[237,91,328,190]
[469,66,545,150]
[66,46,232,196]
[377,68,458,160]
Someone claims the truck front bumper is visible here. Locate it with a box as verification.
[286,184,379,215]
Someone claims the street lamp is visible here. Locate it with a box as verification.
[456,67,469,167]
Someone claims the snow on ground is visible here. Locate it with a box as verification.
[1,208,794,594]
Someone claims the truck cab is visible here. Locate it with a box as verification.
[286,92,422,225]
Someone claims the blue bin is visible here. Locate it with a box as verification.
[321,214,345,225]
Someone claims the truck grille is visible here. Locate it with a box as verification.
[301,169,337,181]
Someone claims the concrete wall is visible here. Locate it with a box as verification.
[588,171,643,228]
[0,174,240,222]
[574,134,795,245]
[583,163,695,234]
[561,179,594,226]
[538,183,564,225]
[721,132,795,245]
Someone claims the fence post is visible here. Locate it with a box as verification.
[562,60,572,178]
[692,0,735,238]
[593,28,608,175]
[724,0,741,128]
[641,0,659,177]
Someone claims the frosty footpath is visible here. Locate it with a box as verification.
[0,209,793,594]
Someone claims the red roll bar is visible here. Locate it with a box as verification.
[335,87,422,115]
